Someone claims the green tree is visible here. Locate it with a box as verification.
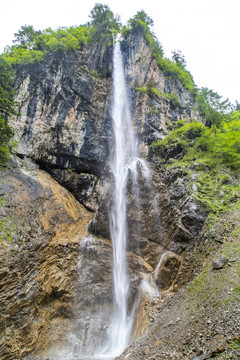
[171,50,187,69]
[89,3,121,41]
[129,10,154,28]
[13,25,41,49]
[0,57,16,162]
[235,101,240,111]
[122,10,164,57]
[196,87,233,129]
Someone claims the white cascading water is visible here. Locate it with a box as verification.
[105,38,136,357]
[54,38,158,360]
[95,38,156,360]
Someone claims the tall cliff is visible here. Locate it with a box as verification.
[0,33,207,359]
[11,33,199,175]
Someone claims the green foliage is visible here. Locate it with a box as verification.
[152,111,240,212]
[129,10,154,27]
[193,172,240,212]
[3,25,93,65]
[152,111,240,172]
[166,93,181,107]
[2,3,122,65]
[3,47,45,65]
[13,25,42,49]
[0,57,16,162]
[0,216,17,244]
[89,3,121,41]
[152,122,205,158]
[0,118,14,162]
[123,11,154,37]
[135,85,147,93]
[157,57,195,92]
[235,101,240,111]
[171,49,187,69]
[0,57,16,117]
[172,119,185,129]
[147,104,159,115]
[122,11,164,58]
[195,87,233,128]
[90,70,100,78]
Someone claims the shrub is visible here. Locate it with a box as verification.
[152,112,240,171]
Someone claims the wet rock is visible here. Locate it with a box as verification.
[181,197,208,237]
[0,158,158,359]
[2,31,207,359]
[155,251,181,290]
[0,161,95,358]
[46,168,103,211]
[10,45,113,177]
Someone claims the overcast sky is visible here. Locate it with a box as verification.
[1,0,239,104]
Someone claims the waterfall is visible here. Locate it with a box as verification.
[105,39,136,357]
[53,39,157,360]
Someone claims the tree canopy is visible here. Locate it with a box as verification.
[196,87,233,128]
[2,25,92,65]
[0,4,195,92]
[2,4,123,65]
[13,25,42,49]
[89,3,121,41]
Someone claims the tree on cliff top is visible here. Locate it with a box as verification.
[13,25,42,49]
[0,57,16,162]
[89,3,121,41]
[196,87,233,128]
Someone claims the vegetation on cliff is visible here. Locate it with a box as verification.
[0,57,16,162]
[122,10,195,92]
[1,4,120,65]
[2,25,92,65]
[1,4,195,92]
[151,101,240,212]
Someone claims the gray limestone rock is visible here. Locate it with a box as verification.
[212,256,228,269]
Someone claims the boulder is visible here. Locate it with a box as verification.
[212,256,228,269]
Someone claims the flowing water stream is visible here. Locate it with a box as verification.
[102,38,137,358]
[55,39,157,360]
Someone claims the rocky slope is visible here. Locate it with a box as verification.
[0,157,94,358]
[117,208,240,360]
[0,33,214,359]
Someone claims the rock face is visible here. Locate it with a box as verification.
[122,33,200,152]
[10,33,200,178]
[11,40,113,177]
[0,157,93,358]
[0,158,151,358]
[0,33,208,358]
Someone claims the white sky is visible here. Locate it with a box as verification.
[1,0,239,104]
